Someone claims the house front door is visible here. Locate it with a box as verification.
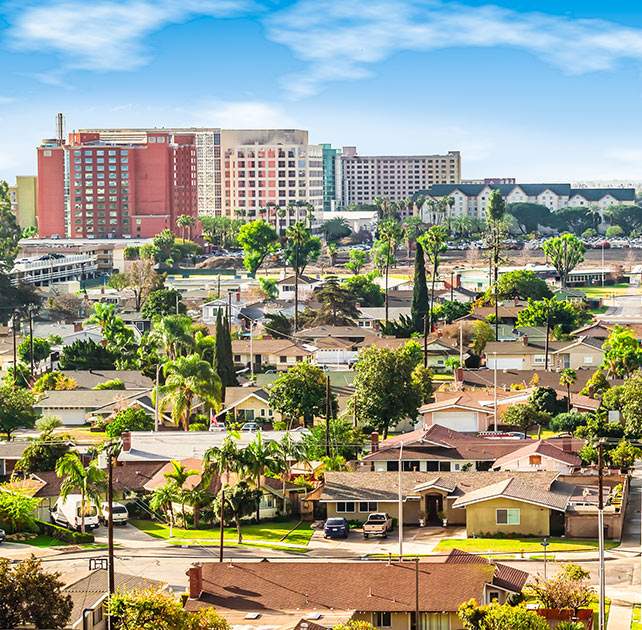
[425,494,443,525]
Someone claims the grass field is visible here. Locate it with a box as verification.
[434,537,619,554]
[527,429,559,440]
[130,519,313,549]
[632,605,641,630]
[10,534,64,548]
[582,283,638,299]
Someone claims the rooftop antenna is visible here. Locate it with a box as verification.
[56,112,65,145]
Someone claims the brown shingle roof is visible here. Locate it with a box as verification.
[444,549,528,592]
[185,561,496,614]
[491,440,581,469]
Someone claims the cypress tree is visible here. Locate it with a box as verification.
[221,315,238,387]
[411,241,429,332]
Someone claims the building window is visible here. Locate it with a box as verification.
[496,508,520,525]
[488,591,501,603]
[374,613,391,628]
[359,501,377,513]
[234,355,241,362]
[336,502,355,513]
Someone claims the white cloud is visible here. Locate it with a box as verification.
[265,0,642,97]
[192,101,295,128]
[7,0,252,71]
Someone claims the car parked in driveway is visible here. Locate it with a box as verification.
[323,517,349,539]
[363,512,393,538]
[100,502,129,526]
[0,528,5,543]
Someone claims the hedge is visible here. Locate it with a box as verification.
[36,519,95,544]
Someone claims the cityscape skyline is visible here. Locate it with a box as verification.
[4,1,642,183]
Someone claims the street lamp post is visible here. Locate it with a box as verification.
[540,537,549,579]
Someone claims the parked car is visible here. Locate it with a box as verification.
[363,512,393,538]
[241,422,260,432]
[100,502,129,526]
[323,517,349,539]
[0,528,5,543]
[209,421,226,432]
[50,495,100,531]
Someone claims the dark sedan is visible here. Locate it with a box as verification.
[323,517,349,539]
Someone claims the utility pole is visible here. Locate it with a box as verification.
[107,448,115,604]
[11,311,18,388]
[249,320,255,383]
[219,484,225,563]
[597,440,606,630]
[415,557,420,630]
[28,307,34,380]
[423,312,429,369]
[459,321,463,367]
[154,364,161,431]
[493,352,498,432]
[227,290,233,333]
[544,302,551,371]
[398,442,404,557]
[325,374,332,458]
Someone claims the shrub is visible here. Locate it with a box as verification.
[189,423,208,432]
[549,412,589,433]
[36,519,95,544]
[105,407,154,437]
[94,378,125,390]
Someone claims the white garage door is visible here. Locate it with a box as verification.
[489,357,524,369]
[433,411,477,432]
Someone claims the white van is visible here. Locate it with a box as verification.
[50,495,100,531]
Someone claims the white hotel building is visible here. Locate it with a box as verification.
[419,183,636,222]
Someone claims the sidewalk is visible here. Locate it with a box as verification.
[607,603,633,630]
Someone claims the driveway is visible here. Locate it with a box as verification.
[308,525,466,557]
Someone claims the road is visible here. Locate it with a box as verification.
[599,294,642,322]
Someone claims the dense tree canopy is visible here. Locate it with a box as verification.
[516,297,589,338]
[237,220,278,277]
[0,384,38,440]
[601,325,642,378]
[142,288,186,319]
[341,274,384,307]
[495,270,552,301]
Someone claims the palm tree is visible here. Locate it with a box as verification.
[377,219,402,326]
[445,196,455,232]
[160,354,222,431]
[55,453,106,534]
[163,460,199,527]
[271,434,304,514]
[285,221,309,333]
[559,368,577,413]
[176,214,196,240]
[326,242,338,266]
[149,482,179,538]
[149,314,194,359]
[244,433,278,522]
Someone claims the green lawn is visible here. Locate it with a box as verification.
[527,429,559,440]
[10,534,65,548]
[632,605,641,630]
[130,519,313,548]
[582,283,637,299]
[434,537,619,554]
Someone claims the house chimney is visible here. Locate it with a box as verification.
[121,431,132,452]
[455,367,464,382]
[73,322,83,332]
[370,432,379,453]
[236,290,240,303]
[187,564,203,598]
[561,437,572,453]
[521,335,529,346]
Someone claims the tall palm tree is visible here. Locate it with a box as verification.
[55,453,106,534]
[285,221,309,333]
[176,214,196,241]
[150,314,194,359]
[244,433,278,522]
[149,482,179,538]
[377,219,402,327]
[559,368,577,413]
[164,460,199,526]
[160,354,222,431]
[271,434,304,514]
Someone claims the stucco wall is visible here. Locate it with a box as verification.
[325,499,421,525]
[353,611,462,630]
[465,498,550,537]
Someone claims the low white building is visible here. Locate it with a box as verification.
[321,209,378,235]
[10,253,98,287]
[276,274,322,302]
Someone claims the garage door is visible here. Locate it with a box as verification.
[489,357,524,369]
[433,411,477,432]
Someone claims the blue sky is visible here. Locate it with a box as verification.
[3,0,642,182]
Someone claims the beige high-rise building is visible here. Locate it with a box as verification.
[339,147,461,208]
[9,176,38,229]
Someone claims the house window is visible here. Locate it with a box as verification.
[533,355,545,366]
[488,591,501,603]
[279,356,287,363]
[496,508,520,525]
[336,502,355,513]
[374,612,391,628]
[234,355,241,362]
[584,356,594,364]
[359,501,377,513]
[529,455,542,465]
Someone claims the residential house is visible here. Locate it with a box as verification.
[322,470,576,537]
[356,306,412,330]
[231,339,311,371]
[296,326,378,344]
[184,559,528,630]
[34,389,151,425]
[553,287,589,306]
[310,336,358,368]
[0,441,29,478]
[277,274,322,301]
[63,569,166,630]
[491,440,581,473]
[119,311,152,334]
[60,370,153,390]
[484,336,604,370]
[418,391,502,432]
[217,386,278,423]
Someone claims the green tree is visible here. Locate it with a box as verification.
[609,439,641,471]
[163,460,199,527]
[263,312,293,339]
[18,336,52,366]
[150,314,195,359]
[0,180,21,273]
[0,489,40,533]
[418,225,448,342]
[601,325,642,378]
[303,418,365,461]
[0,384,38,441]
[411,241,429,332]
[506,202,555,234]
[271,432,305,510]
[237,219,278,277]
[458,600,548,630]
[0,557,72,630]
[549,411,589,433]
[502,402,550,433]
[579,368,610,399]
[213,481,262,543]
[160,354,222,431]
[176,214,196,240]
[215,310,237,389]
[376,219,403,326]
[285,221,321,331]
[530,386,565,415]
[106,407,154,437]
[346,248,368,274]
[322,217,351,242]
[411,364,434,404]
[619,372,642,437]
[495,270,552,301]
[516,297,588,340]
[32,370,77,392]
[341,273,384,307]
[58,338,116,370]
[244,432,278,521]
[432,300,471,324]
[604,204,642,235]
[350,345,421,438]
[559,368,577,412]
[485,189,507,339]
[258,277,278,300]
[55,453,106,533]
[529,564,595,610]
[471,320,495,355]
[606,224,624,238]
[554,206,600,235]
[142,288,185,319]
[269,362,329,427]
[149,483,179,537]
[14,416,70,473]
[542,233,585,288]
[311,277,360,326]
